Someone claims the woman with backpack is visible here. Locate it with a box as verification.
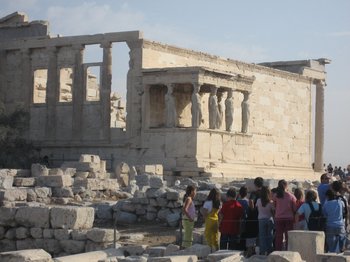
[272,180,297,251]
[295,190,322,230]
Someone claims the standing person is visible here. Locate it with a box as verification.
[182,185,197,248]
[256,186,274,255]
[218,188,243,250]
[318,173,331,205]
[202,188,221,251]
[332,181,348,228]
[294,188,306,230]
[295,190,322,230]
[323,189,346,253]
[245,177,264,256]
[237,186,249,250]
[273,180,297,251]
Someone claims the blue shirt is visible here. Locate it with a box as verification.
[317,183,330,205]
[323,199,344,228]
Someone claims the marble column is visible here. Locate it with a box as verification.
[21,48,32,139]
[46,46,58,140]
[165,84,177,128]
[142,85,151,129]
[225,89,234,132]
[208,86,218,129]
[191,82,202,128]
[241,91,251,133]
[72,44,84,141]
[314,80,325,172]
[100,42,112,141]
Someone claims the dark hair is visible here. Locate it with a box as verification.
[226,188,237,199]
[207,188,221,209]
[294,188,304,201]
[305,190,317,203]
[331,181,342,193]
[183,185,196,203]
[325,189,335,200]
[276,179,287,198]
[254,177,264,188]
[239,186,248,198]
[260,186,271,207]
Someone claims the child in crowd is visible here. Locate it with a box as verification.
[256,186,274,255]
[237,186,249,250]
[202,188,221,251]
[219,188,243,250]
[182,185,197,248]
[294,188,306,230]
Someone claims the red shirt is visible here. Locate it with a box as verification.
[219,200,243,235]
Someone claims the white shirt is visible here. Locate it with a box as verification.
[203,200,213,213]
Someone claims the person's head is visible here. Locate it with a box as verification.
[207,188,221,209]
[320,173,331,184]
[239,186,248,199]
[254,177,264,189]
[325,189,335,201]
[183,185,196,202]
[305,190,318,203]
[260,186,271,207]
[276,179,287,198]
[294,188,304,201]
[226,188,237,200]
[331,180,342,193]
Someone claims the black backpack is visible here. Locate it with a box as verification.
[307,202,326,231]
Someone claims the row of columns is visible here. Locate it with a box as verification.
[164,83,251,133]
[19,43,113,142]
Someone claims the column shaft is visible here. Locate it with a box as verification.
[314,81,325,172]
[100,42,112,141]
[72,45,84,141]
[46,47,58,140]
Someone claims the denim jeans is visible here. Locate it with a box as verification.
[325,226,346,253]
[258,218,274,255]
[220,234,240,250]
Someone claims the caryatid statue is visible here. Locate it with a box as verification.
[225,89,234,132]
[241,91,251,133]
[191,83,202,128]
[208,86,218,129]
[217,91,224,129]
[165,84,177,128]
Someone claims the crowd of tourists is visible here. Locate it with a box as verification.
[181,172,350,257]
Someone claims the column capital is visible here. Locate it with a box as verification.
[314,79,326,87]
[100,41,112,49]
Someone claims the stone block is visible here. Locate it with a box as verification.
[16,169,31,177]
[43,239,62,255]
[92,202,115,220]
[207,250,242,262]
[135,164,163,175]
[62,168,76,177]
[147,255,198,262]
[194,191,209,202]
[121,245,148,256]
[0,169,17,177]
[0,239,16,252]
[61,161,100,172]
[85,240,114,252]
[316,254,350,261]
[71,229,87,240]
[0,174,13,189]
[30,227,43,239]
[267,251,303,262]
[167,213,180,227]
[15,206,50,228]
[74,172,89,179]
[173,244,211,259]
[31,164,49,177]
[135,174,150,188]
[16,238,36,250]
[13,177,35,187]
[115,211,137,225]
[5,228,16,239]
[73,178,118,191]
[0,188,27,202]
[79,154,101,164]
[157,197,168,207]
[0,249,52,262]
[49,168,64,176]
[147,246,166,257]
[50,206,94,229]
[146,188,167,198]
[59,240,86,255]
[54,229,72,240]
[52,187,74,198]
[150,176,165,189]
[288,230,325,262]
[164,244,180,256]
[34,187,52,198]
[86,228,118,243]
[36,175,73,187]
[53,248,124,262]
[43,229,54,239]
[157,208,172,221]
[118,256,147,262]
[16,226,30,239]
[0,207,17,226]
[166,189,180,200]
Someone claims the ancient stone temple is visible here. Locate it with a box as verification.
[0,12,330,180]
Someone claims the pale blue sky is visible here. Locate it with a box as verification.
[1,0,349,168]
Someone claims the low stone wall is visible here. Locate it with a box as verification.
[0,205,118,257]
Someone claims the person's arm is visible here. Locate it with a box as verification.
[183,197,193,222]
